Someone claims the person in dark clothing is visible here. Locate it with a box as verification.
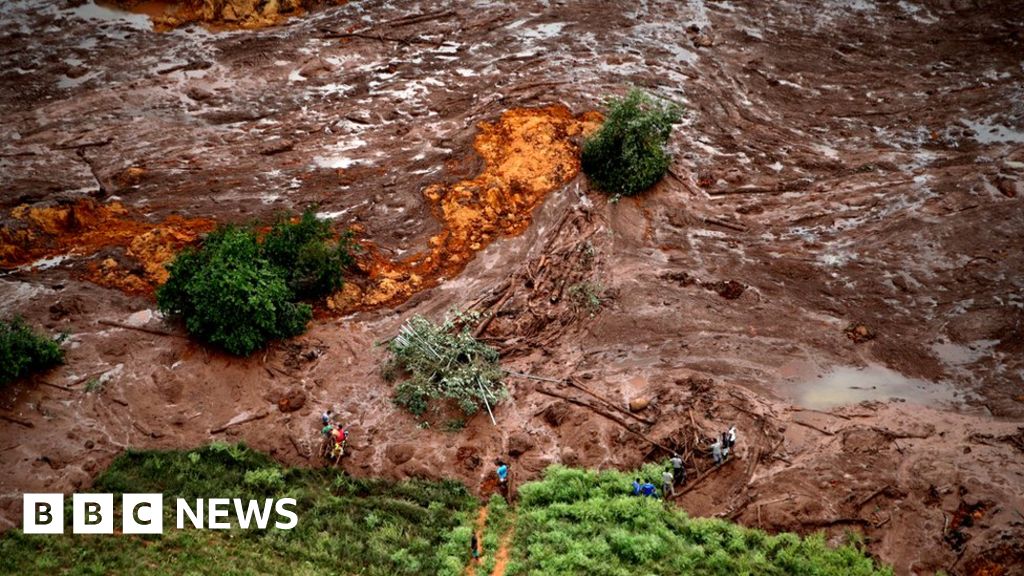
[670,454,685,485]
[470,533,480,562]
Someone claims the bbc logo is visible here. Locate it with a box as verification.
[24,494,163,534]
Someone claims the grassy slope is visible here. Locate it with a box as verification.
[506,465,893,576]
[0,448,891,576]
[0,444,476,576]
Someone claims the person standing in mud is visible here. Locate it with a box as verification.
[497,461,509,494]
[662,468,675,498]
[470,532,480,563]
[670,453,685,486]
[711,435,723,466]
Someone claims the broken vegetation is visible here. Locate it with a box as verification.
[384,310,507,418]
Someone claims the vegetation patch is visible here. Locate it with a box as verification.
[383,310,507,418]
[0,317,64,386]
[157,209,354,356]
[581,88,682,198]
[506,465,892,575]
[0,444,478,576]
[261,210,356,299]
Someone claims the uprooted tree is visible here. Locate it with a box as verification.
[383,310,508,418]
[581,88,682,198]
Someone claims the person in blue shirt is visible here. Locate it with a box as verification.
[640,481,658,498]
[631,478,642,496]
[497,462,509,486]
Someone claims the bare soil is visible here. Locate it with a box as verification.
[1,1,1023,574]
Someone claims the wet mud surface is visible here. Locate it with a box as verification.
[1,1,1023,574]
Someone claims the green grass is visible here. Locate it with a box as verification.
[505,465,892,576]
[0,443,477,576]
[0,450,891,576]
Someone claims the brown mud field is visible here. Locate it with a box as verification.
[1,1,1023,574]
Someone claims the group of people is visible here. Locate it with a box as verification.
[711,425,737,466]
[632,425,738,499]
[319,409,348,466]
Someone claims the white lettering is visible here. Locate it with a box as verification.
[274,498,298,530]
[233,499,273,529]
[207,498,231,529]
[176,498,203,529]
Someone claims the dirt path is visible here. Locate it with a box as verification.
[465,505,489,576]
[489,524,515,576]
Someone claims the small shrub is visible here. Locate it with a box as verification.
[0,318,64,385]
[581,88,682,197]
[157,226,311,356]
[261,208,356,299]
[84,378,104,394]
[384,310,507,417]
[243,468,285,493]
[567,281,606,316]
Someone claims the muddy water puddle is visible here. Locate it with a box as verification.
[781,361,971,410]
[70,1,155,29]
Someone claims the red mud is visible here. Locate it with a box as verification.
[2,1,1023,574]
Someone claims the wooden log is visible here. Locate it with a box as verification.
[535,387,672,453]
[210,410,269,434]
[98,320,185,339]
[0,413,34,428]
[676,457,737,498]
[791,418,835,436]
[857,485,895,509]
[474,285,515,338]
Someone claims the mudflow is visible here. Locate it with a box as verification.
[1,1,1023,574]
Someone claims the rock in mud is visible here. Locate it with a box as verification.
[264,386,306,412]
[507,432,535,457]
[710,280,746,300]
[845,323,876,344]
[628,396,652,412]
[456,445,480,470]
[540,401,570,427]
[386,443,416,465]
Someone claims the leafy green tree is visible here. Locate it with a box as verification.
[261,208,356,299]
[581,88,682,197]
[157,226,311,356]
[0,318,64,385]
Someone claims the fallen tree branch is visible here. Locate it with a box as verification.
[791,418,835,436]
[535,386,672,453]
[474,285,514,338]
[210,410,269,434]
[676,457,738,498]
[0,413,34,428]
[289,436,310,460]
[98,320,185,339]
[133,421,163,439]
[857,484,895,509]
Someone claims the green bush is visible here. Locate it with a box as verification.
[581,88,682,197]
[262,208,356,299]
[384,310,507,417]
[0,318,64,385]
[157,226,312,356]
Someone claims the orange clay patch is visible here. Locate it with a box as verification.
[105,0,343,32]
[329,105,601,311]
[0,199,214,294]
